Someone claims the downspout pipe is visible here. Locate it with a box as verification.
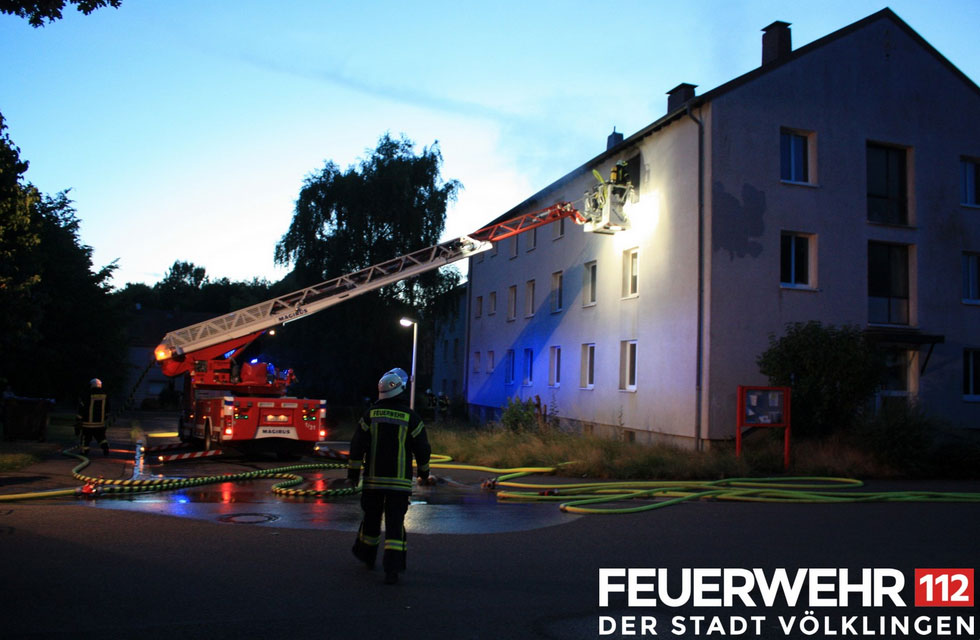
[686,104,705,452]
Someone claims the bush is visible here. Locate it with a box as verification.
[757,322,885,437]
[499,397,538,432]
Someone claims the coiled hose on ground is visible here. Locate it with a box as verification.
[1,449,978,513]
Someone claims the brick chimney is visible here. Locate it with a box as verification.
[762,21,792,65]
[607,127,624,150]
[667,83,697,112]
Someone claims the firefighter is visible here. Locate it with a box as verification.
[77,378,110,456]
[437,392,449,421]
[348,368,432,585]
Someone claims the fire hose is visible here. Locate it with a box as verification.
[1,449,978,512]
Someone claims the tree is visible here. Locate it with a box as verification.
[3,191,127,400]
[275,132,461,308]
[154,260,207,310]
[272,133,462,403]
[0,113,42,364]
[0,0,121,27]
[757,321,885,437]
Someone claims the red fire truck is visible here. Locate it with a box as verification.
[153,170,632,454]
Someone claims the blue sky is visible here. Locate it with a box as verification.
[2,0,978,288]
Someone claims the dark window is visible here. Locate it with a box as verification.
[624,154,642,190]
[780,131,808,182]
[867,143,908,225]
[882,350,911,392]
[780,234,810,286]
[963,159,980,205]
[868,242,909,324]
[964,253,980,300]
[965,350,980,396]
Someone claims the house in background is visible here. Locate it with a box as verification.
[465,9,980,446]
[122,307,212,410]
[430,285,467,405]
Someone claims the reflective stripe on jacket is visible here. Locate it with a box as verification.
[348,397,430,492]
[79,392,108,427]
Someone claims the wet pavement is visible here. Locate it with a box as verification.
[1,416,582,534]
[90,471,580,534]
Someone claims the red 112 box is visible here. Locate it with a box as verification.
[914,569,974,607]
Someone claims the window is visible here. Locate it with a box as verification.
[780,232,815,287]
[504,350,515,385]
[473,352,481,373]
[525,280,535,317]
[619,340,637,391]
[580,343,595,389]
[507,285,516,321]
[475,295,483,318]
[488,291,496,315]
[522,348,533,385]
[867,143,908,225]
[553,217,565,239]
[622,248,639,297]
[487,350,495,372]
[882,350,911,393]
[877,349,914,411]
[963,158,980,206]
[584,261,597,306]
[780,129,811,183]
[965,349,980,399]
[551,271,564,312]
[868,242,910,325]
[509,235,519,258]
[964,253,980,302]
[548,346,561,387]
[527,227,537,251]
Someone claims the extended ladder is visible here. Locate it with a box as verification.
[155,202,587,366]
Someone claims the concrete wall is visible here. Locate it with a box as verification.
[705,16,980,435]
[466,11,980,441]
[467,118,703,441]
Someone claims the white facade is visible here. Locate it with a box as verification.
[466,9,980,444]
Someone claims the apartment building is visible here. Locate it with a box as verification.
[465,9,980,445]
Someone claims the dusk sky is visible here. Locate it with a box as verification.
[2,1,978,288]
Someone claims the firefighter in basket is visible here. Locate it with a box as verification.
[348,368,433,585]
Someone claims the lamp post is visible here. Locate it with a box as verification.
[399,317,418,409]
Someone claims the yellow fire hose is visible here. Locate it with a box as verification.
[1,449,978,514]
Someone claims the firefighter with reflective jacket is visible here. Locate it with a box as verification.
[77,378,110,456]
[348,368,432,585]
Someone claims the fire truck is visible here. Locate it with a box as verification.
[153,168,632,454]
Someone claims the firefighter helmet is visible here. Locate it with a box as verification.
[377,368,408,400]
[89,378,102,388]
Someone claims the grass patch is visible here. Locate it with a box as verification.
[429,426,752,480]
[0,452,40,472]
[426,423,965,480]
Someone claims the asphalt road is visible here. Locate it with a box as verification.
[2,414,978,639]
[3,475,978,639]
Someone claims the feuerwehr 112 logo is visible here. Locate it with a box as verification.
[598,567,974,637]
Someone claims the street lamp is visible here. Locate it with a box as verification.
[399,317,418,409]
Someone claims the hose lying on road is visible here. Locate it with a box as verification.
[487,471,980,514]
[0,448,358,502]
[2,450,979,513]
